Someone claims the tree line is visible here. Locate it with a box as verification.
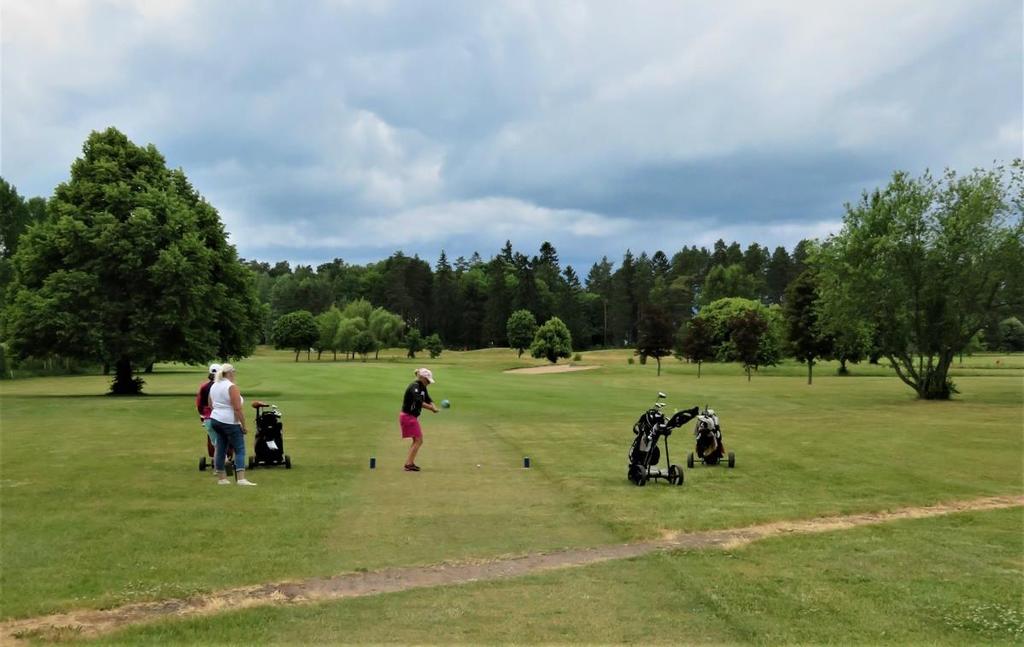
[243,237,816,352]
[0,128,1021,400]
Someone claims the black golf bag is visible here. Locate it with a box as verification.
[628,408,666,471]
[249,405,292,469]
[627,405,699,486]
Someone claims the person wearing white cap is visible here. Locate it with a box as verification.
[399,368,438,471]
[196,363,221,460]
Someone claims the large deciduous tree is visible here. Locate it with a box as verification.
[506,309,537,358]
[0,179,48,331]
[0,178,44,260]
[5,128,261,393]
[273,310,318,361]
[816,165,1024,399]
[368,306,405,359]
[730,309,769,382]
[352,330,376,362]
[335,316,366,360]
[315,306,342,360]
[697,297,782,378]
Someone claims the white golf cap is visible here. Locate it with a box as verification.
[415,367,435,384]
[208,363,221,374]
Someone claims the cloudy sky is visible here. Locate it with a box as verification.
[3,0,1021,270]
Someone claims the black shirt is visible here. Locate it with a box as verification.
[401,380,433,417]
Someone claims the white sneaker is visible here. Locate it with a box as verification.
[236,479,257,486]
[217,479,231,485]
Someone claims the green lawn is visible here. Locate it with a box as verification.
[80,508,1024,645]
[1,348,1021,640]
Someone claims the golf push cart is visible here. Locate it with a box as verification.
[627,392,700,486]
[686,406,735,469]
[248,403,292,470]
[198,403,292,472]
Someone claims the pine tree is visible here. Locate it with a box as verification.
[765,246,792,304]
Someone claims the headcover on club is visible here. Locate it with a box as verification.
[666,406,700,429]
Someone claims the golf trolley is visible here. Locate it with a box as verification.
[627,392,700,487]
[198,435,235,475]
[247,404,292,470]
[686,406,735,469]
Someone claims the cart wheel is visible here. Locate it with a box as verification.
[686,453,694,469]
[668,464,683,486]
[248,456,255,470]
[284,455,292,469]
[633,465,648,486]
[727,452,735,468]
[199,457,207,471]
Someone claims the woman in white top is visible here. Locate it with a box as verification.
[208,363,258,486]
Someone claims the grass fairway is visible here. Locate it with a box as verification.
[77,508,1024,645]
[1,348,1021,642]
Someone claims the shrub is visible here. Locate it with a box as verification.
[999,317,1024,352]
[425,333,444,359]
[529,317,573,364]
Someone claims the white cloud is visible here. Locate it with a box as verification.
[226,197,630,252]
[685,219,843,251]
[452,0,995,187]
[2,0,1020,267]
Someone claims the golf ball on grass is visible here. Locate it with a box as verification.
[441,399,450,409]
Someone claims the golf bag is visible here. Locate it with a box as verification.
[627,404,699,486]
[693,409,726,465]
[249,405,292,469]
[628,408,666,470]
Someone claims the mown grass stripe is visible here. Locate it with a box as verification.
[5,495,1020,645]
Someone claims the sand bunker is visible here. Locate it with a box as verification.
[504,364,600,375]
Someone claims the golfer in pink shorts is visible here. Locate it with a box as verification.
[399,368,438,471]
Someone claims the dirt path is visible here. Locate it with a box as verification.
[4,495,1020,645]
[504,364,599,374]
